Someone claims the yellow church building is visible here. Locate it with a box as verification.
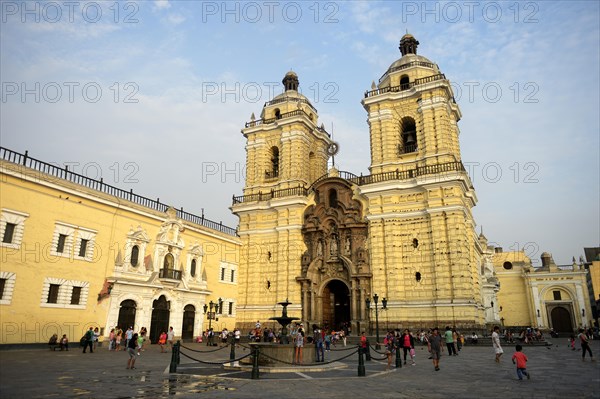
[1,35,596,344]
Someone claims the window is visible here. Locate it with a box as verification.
[228,301,233,315]
[71,286,82,305]
[2,223,15,244]
[266,146,279,179]
[131,245,139,267]
[553,290,561,300]
[0,278,6,300]
[400,75,410,90]
[41,279,89,308]
[415,272,422,282]
[329,189,338,208]
[1,209,29,249]
[0,272,16,305]
[503,262,513,270]
[56,234,67,253]
[47,284,60,304]
[78,239,89,257]
[219,262,238,284]
[412,238,419,248]
[164,253,174,269]
[190,259,197,277]
[399,117,417,154]
[51,223,96,261]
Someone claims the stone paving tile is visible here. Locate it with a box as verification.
[0,341,599,398]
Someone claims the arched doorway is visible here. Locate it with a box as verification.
[182,304,195,341]
[117,300,136,330]
[150,295,170,344]
[322,280,350,330]
[551,306,573,332]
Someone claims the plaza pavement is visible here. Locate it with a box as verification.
[0,339,599,399]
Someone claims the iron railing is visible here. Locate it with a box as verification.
[232,161,467,204]
[379,60,436,82]
[365,73,446,98]
[159,268,182,280]
[0,147,238,236]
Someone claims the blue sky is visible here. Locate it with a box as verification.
[1,0,599,265]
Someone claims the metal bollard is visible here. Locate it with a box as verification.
[176,340,181,365]
[358,346,366,377]
[169,341,180,373]
[251,345,260,379]
[395,345,402,368]
[230,335,236,361]
[365,340,372,361]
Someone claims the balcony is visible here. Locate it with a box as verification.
[159,268,182,280]
[265,170,279,179]
[399,143,418,154]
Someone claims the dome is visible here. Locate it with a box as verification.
[284,70,298,78]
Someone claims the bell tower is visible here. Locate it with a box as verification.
[359,35,485,328]
[231,72,332,331]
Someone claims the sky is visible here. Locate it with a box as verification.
[1,0,599,266]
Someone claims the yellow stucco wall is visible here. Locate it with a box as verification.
[0,160,240,343]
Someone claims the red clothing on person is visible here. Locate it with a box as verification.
[512,351,528,368]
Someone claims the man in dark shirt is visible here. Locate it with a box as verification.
[428,327,443,371]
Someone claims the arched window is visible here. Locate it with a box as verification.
[399,117,417,154]
[328,189,338,208]
[190,259,197,277]
[267,146,279,178]
[274,108,281,120]
[130,245,139,267]
[400,75,410,90]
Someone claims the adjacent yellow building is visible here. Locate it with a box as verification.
[0,150,240,344]
[494,249,593,332]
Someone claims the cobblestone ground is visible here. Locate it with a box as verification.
[1,340,599,398]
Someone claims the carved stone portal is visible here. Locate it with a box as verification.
[297,177,371,332]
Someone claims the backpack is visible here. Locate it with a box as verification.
[80,336,87,347]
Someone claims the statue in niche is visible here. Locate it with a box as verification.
[317,240,323,257]
[330,235,338,256]
[344,236,351,254]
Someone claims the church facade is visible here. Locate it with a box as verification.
[232,35,497,333]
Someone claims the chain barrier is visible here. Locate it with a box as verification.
[329,345,356,352]
[369,344,387,355]
[180,343,230,353]
[178,349,252,365]
[257,348,359,366]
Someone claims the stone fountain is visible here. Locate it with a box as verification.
[269,298,298,344]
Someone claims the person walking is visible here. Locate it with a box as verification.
[158,331,167,353]
[167,326,175,349]
[444,326,456,356]
[294,327,304,364]
[492,326,504,363]
[382,331,395,370]
[82,327,94,353]
[512,344,531,380]
[428,327,443,371]
[125,326,133,349]
[401,329,416,365]
[578,328,595,361]
[126,333,138,369]
[314,326,324,362]
[92,327,100,351]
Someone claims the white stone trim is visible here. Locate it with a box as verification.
[0,271,16,305]
[0,209,29,249]
[40,277,89,309]
[219,262,238,285]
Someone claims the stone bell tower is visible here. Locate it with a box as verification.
[360,34,485,328]
[231,72,333,331]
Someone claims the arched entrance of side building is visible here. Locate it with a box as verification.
[117,299,137,331]
[550,306,573,333]
[150,295,170,344]
[181,304,196,341]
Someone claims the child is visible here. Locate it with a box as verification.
[325,331,332,352]
[569,335,576,350]
[511,345,531,380]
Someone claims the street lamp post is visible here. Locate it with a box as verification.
[366,294,387,350]
[203,298,222,346]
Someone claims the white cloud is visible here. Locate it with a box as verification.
[153,0,171,11]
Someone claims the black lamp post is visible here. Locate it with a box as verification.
[366,294,387,349]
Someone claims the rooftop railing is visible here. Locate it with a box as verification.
[365,73,446,98]
[0,147,238,237]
